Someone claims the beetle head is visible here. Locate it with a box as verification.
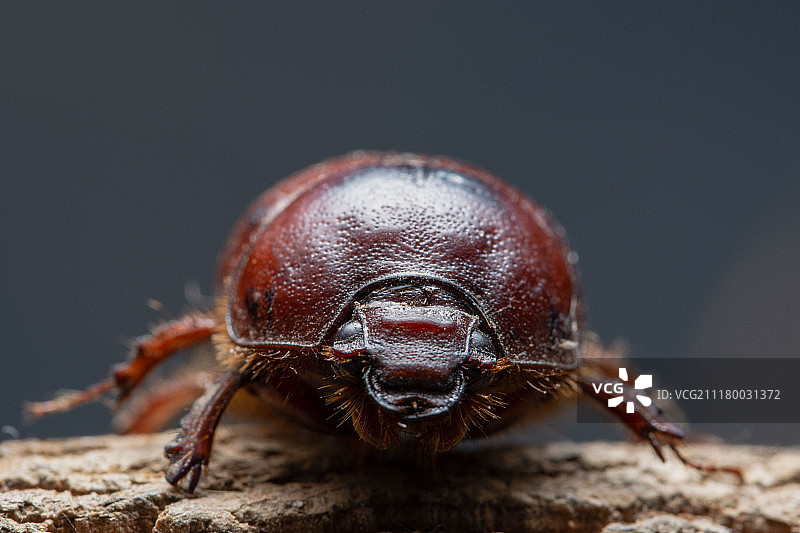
[330,290,498,422]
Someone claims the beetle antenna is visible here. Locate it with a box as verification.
[24,379,115,421]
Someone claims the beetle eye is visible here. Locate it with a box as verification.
[332,319,366,357]
[471,329,493,351]
[467,329,497,368]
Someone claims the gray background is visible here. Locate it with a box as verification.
[3,3,799,444]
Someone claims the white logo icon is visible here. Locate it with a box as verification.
[608,368,652,413]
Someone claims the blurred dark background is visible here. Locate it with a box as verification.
[2,3,798,444]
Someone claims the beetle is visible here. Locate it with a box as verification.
[27,151,738,492]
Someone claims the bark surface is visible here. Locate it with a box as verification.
[0,424,798,532]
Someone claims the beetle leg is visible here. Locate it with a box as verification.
[578,371,743,480]
[113,312,218,401]
[578,374,686,443]
[26,312,217,418]
[669,443,742,479]
[164,370,245,493]
[115,370,213,434]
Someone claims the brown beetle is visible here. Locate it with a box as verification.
[28,152,738,492]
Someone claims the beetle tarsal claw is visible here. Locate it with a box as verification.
[164,440,209,492]
[647,432,666,462]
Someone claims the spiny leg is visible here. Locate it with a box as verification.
[26,312,217,418]
[165,370,246,493]
[578,360,742,480]
[113,312,218,401]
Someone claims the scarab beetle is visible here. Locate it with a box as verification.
[29,151,738,492]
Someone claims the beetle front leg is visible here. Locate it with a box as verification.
[578,364,742,480]
[26,312,217,418]
[164,370,246,493]
[578,374,684,458]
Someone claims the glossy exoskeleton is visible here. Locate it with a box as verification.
[28,152,738,492]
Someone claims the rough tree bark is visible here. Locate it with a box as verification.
[0,424,798,532]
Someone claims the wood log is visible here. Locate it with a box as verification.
[0,424,798,532]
